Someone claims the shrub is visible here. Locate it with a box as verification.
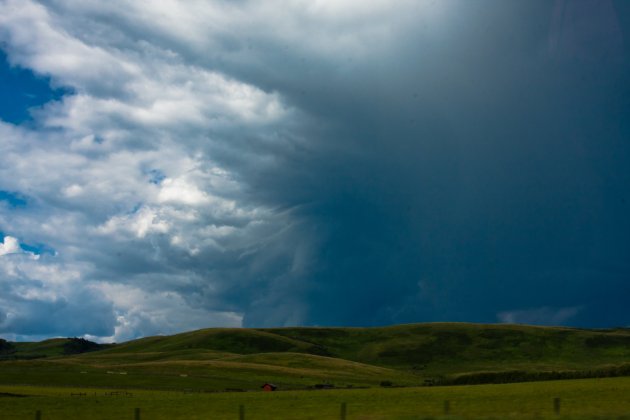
[62,337,103,355]
[0,338,15,354]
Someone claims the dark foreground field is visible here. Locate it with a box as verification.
[2,377,630,419]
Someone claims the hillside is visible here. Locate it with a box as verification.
[263,323,630,374]
[0,337,112,360]
[1,323,630,391]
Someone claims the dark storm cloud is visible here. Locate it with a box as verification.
[227,0,630,327]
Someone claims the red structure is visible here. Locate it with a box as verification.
[261,383,277,392]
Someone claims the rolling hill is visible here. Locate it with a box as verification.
[1,323,630,391]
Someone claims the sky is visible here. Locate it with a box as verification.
[1,0,629,342]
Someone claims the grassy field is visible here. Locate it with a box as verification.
[0,353,419,391]
[2,324,630,418]
[3,323,630,392]
[1,377,630,419]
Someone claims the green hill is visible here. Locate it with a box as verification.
[263,323,630,374]
[1,323,630,391]
[0,337,112,360]
[101,328,320,355]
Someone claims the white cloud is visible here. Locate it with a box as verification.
[63,184,83,198]
[497,306,582,326]
[157,177,210,206]
[0,0,140,94]
[97,207,170,239]
[0,236,21,256]
[95,282,242,343]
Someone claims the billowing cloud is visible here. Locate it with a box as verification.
[0,0,629,341]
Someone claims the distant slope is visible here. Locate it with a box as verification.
[99,322,630,374]
[0,337,112,360]
[263,323,630,374]
[100,328,324,355]
[1,323,630,391]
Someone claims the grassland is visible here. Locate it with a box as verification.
[1,323,630,392]
[2,377,630,419]
[1,323,630,418]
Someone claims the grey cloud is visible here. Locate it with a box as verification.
[0,253,116,337]
[1,288,116,337]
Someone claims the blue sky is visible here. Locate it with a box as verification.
[1,0,629,342]
[0,50,69,124]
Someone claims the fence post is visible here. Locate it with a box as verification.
[134,407,140,420]
[35,410,41,420]
[340,402,347,420]
[553,397,560,414]
[444,400,450,415]
[239,404,245,420]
